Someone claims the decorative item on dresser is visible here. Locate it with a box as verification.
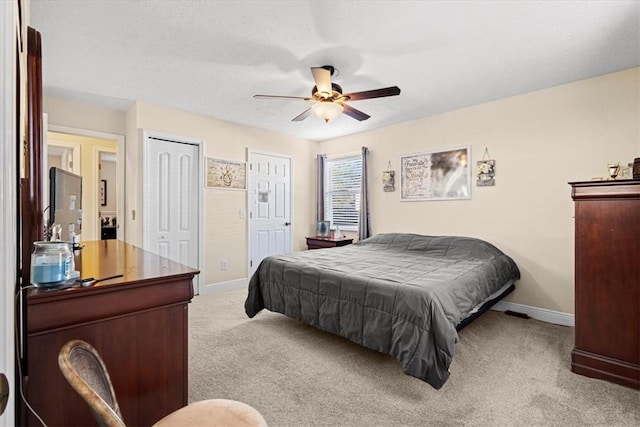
[607,163,621,180]
[305,236,353,250]
[569,180,640,389]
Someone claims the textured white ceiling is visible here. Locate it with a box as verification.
[31,0,640,142]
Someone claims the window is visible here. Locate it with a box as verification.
[324,155,362,230]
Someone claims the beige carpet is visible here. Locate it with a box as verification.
[188,288,639,426]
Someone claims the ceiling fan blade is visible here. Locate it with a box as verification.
[342,104,370,121]
[292,107,312,122]
[310,67,332,97]
[343,86,401,101]
[254,94,312,101]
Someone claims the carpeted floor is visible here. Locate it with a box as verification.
[188,288,639,426]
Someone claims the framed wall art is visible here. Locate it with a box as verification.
[477,159,495,186]
[100,179,107,206]
[382,161,395,192]
[476,147,495,187]
[400,146,471,201]
[205,157,247,190]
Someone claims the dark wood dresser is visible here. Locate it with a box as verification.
[306,236,354,250]
[25,240,199,426]
[570,180,639,389]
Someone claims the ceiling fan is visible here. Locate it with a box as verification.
[254,66,401,123]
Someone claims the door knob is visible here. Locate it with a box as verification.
[284,222,291,226]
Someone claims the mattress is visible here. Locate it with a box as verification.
[245,233,520,388]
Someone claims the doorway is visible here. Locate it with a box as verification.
[98,151,117,240]
[247,150,293,277]
[45,125,125,242]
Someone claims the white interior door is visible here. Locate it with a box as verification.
[144,135,200,290]
[248,151,292,277]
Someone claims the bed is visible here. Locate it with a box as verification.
[245,233,520,388]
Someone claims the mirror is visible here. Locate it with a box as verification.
[45,130,122,242]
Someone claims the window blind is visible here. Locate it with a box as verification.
[324,155,362,229]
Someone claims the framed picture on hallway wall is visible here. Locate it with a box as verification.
[100,180,107,206]
[205,157,247,190]
[400,146,471,201]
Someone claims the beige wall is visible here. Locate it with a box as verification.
[44,96,126,135]
[44,96,125,240]
[47,155,62,170]
[42,68,639,313]
[126,101,315,286]
[317,67,640,314]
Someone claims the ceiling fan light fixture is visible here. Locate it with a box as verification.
[255,66,400,123]
[312,101,343,123]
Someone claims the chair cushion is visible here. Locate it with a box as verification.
[153,399,267,427]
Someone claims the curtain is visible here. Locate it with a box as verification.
[316,154,326,221]
[358,147,370,240]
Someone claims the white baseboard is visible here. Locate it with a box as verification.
[491,301,575,327]
[199,278,247,296]
[196,280,575,327]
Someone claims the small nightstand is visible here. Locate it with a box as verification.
[305,236,353,250]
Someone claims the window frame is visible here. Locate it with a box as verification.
[323,154,362,232]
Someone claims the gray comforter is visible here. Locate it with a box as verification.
[245,233,520,388]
